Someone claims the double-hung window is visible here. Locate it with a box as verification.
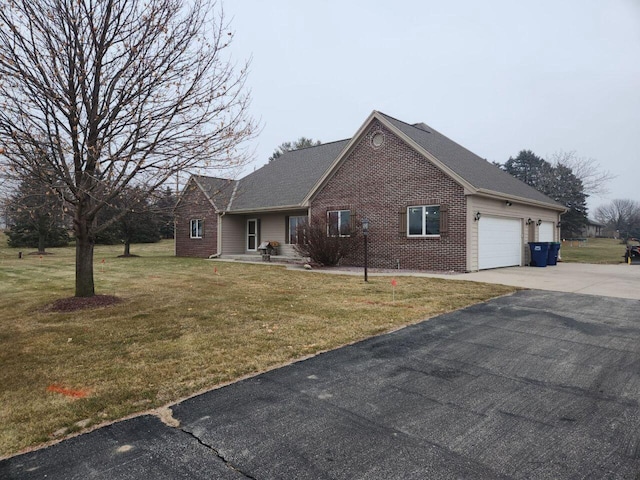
[408,205,440,236]
[327,210,351,237]
[190,219,203,239]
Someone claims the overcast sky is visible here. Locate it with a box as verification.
[223,0,640,213]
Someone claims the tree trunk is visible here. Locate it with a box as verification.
[123,241,130,256]
[75,214,95,297]
[38,233,46,253]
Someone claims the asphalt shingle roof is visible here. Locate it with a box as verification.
[192,175,236,211]
[194,111,562,212]
[379,113,562,207]
[230,139,350,211]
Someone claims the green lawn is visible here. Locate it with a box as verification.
[559,237,627,264]
[0,235,518,458]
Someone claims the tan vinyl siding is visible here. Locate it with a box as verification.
[253,211,307,256]
[221,215,245,255]
[467,195,562,271]
[258,213,286,247]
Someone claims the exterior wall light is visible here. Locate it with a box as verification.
[505,200,513,206]
[526,218,533,225]
[474,212,481,221]
[536,219,542,226]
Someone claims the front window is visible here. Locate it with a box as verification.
[328,210,351,237]
[288,216,307,244]
[190,219,203,238]
[407,205,440,236]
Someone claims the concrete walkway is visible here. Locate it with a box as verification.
[283,262,640,301]
[215,253,640,300]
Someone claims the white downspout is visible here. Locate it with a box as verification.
[208,211,225,258]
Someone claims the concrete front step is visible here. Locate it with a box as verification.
[216,254,305,265]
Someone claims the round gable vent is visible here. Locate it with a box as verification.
[371,132,384,148]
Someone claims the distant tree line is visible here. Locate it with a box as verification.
[499,150,640,241]
[5,181,177,255]
[5,175,70,252]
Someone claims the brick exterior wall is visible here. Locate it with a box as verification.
[174,181,218,258]
[311,120,467,272]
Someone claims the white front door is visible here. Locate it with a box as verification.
[478,217,522,270]
[247,219,258,251]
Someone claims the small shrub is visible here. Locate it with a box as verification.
[293,221,360,266]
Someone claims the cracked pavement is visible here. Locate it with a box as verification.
[2,290,640,479]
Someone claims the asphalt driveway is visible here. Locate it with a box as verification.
[2,290,639,479]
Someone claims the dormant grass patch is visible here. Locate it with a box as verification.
[0,235,516,457]
[559,237,627,264]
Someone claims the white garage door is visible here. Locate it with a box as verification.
[478,217,522,270]
[539,221,554,242]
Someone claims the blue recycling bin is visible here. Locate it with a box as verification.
[528,242,549,267]
[547,242,561,266]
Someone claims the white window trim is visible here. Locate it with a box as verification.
[327,210,351,237]
[190,219,203,239]
[407,205,440,237]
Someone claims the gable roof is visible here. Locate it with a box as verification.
[191,175,236,211]
[190,110,564,212]
[229,139,350,212]
[376,112,563,208]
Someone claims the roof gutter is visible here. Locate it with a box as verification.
[473,189,567,212]
[226,204,307,214]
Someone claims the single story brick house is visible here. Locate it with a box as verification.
[175,111,565,271]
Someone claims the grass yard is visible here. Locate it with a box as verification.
[0,234,517,458]
[559,237,627,264]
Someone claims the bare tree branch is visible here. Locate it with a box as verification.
[550,150,616,197]
[594,198,640,239]
[0,0,257,296]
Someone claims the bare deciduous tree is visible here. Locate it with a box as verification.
[550,151,616,197]
[594,198,640,240]
[0,0,256,296]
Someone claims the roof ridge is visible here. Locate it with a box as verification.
[377,111,563,209]
[227,181,239,211]
[279,138,352,155]
[379,111,490,162]
[192,173,235,181]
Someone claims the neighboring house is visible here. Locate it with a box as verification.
[580,219,604,238]
[175,111,565,272]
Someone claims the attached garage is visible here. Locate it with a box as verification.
[538,221,555,242]
[478,216,522,270]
